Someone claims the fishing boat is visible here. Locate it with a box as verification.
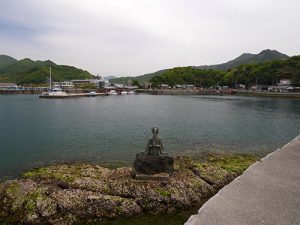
[120,90,128,95]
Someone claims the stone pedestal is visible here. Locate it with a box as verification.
[133,153,174,180]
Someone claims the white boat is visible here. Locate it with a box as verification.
[88,91,97,97]
[120,90,128,95]
[127,90,135,94]
[108,90,118,95]
[45,87,66,96]
[41,67,67,96]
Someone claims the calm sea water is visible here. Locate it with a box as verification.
[0,94,300,179]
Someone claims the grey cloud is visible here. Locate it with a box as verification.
[0,0,299,76]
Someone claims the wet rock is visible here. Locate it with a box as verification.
[0,154,256,224]
[134,153,174,175]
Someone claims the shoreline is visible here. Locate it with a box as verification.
[0,152,256,225]
[136,89,300,98]
[2,89,300,98]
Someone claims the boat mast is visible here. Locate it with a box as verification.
[49,67,52,90]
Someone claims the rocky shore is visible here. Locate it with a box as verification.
[0,153,256,224]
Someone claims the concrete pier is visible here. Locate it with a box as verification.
[185,135,300,225]
[39,93,106,98]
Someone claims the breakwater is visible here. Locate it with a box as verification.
[185,135,300,225]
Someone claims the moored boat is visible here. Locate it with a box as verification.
[88,91,97,97]
[40,67,67,97]
[127,90,135,94]
[108,90,118,95]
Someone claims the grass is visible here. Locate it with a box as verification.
[23,166,82,183]
[155,188,172,197]
[206,153,257,173]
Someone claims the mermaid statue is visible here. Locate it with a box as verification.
[145,127,165,156]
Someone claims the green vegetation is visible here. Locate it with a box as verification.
[203,153,257,173]
[0,55,93,84]
[110,69,167,84]
[110,49,290,85]
[151,67,226,87]
[23,166,79,183]
[0,55,17,71]
[150,56,300,88]
[24,190,43,215]
[197,49,289,70]
[155,188,172,197]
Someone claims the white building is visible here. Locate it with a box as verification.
[0,83,19,90]
[278,79,291,86]
[53,81,74,89]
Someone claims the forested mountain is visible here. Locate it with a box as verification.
[150,56,300,88]
[0,55,18,72]
[109,69,167,84]
[196,49,289,70]
[0,55,93,84]
[111,49,289,84]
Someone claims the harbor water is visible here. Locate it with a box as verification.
[0,94,300,179]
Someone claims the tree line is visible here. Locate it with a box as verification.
[150,56,300,88]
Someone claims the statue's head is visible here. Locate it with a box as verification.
[152,127,159,135]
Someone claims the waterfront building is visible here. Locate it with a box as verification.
[0,83,19,90]
[53,81,74,89]
[160,84,170,89]
[267,79,293,92]
[278,79,291,86]
[72,78,105,88]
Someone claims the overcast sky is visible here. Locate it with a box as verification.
[0,0,299,76]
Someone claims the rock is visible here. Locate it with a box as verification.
[135,173,170,181]
[0,154,256,224]
[134,153,174,175]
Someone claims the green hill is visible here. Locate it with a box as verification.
[0,56,93,84]
[0,55,18,72]
[196,49,289,70]
[111,49,289,84]
[110,69,167,84]
[150,55,300,88]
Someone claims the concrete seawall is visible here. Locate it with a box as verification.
[185,135,300,225]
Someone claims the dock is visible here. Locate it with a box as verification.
[185,135,300,225]
[39,93,106,98]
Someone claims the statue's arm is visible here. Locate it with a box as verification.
[145,140,150,154]
[160,139,164,154]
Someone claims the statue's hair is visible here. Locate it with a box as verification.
[152,127,159,134]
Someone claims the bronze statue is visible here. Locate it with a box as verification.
[134,127,173,179]
[145,127,165,156]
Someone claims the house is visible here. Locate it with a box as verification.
[175,85,183,89]
[278,79,291,86]
[104,83,138,92]
[186,84,196,89]
[237,84,246,90]
[250,85,268,91]
[268,79,293,92]
[53,81,74,89]
[0,83,19,90]
[72,78,105,88]
[160,84,170,89]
